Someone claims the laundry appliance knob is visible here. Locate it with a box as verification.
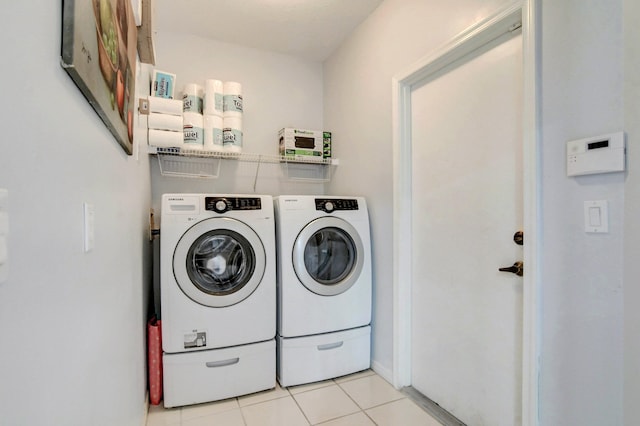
[214,200,228,213]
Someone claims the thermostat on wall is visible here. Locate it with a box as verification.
[567,131,625,176]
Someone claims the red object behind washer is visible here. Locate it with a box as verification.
[148,317,163,405]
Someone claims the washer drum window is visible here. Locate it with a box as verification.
[173,217,266,307]
[293,217,365,296]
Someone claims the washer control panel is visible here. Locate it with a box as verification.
[205,197,262,214]
[315,198,359,213]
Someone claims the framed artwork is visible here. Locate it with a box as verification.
[61,0,137,155]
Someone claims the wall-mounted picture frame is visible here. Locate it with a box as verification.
[61,0,137,155]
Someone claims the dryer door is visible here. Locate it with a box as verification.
[293,217,365,296]
[173,217,266,307]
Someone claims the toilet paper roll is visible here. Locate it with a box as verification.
[203,79,224,117]
[148,113,183,132]
[203,115,224,152]
[183,112,204,150]
[148,129,183,148]
[148,97,183,115]
[182,83,204,114]
[223,81,243,117]
[223,116,243,153]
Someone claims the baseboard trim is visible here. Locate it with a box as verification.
[371,360,393,385]
[141,391,149,426]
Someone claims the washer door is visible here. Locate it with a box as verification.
[293,217,365,296]
[173,217,266,307]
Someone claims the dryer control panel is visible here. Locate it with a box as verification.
[315,198,359,213]
[205,197,262,214]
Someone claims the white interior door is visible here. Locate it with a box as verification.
[410,32,523,425]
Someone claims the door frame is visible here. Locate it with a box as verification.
[390,1,540,425]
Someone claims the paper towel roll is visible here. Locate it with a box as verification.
[182,83,204,114]
[148,129,183,148]
[148,113,183,132]
[148,97,183,115]
[223,116,242,153]
[204,79,224,117]
[183,112,204,150]
[223,81,243,118]
[204,115,224,152]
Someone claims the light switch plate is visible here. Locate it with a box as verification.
[584,200,608,233]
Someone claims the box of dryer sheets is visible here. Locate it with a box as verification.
[279,128,324,162]
[323,131,331,159]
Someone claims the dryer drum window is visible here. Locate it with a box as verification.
[186,229,256,296]
[293,216,365,297]
[304,227,356,285]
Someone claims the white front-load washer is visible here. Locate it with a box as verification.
[161,194,276,407]
[275,195,372,387]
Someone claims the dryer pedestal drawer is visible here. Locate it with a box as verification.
[277,325,370,387]
[163,339,275,408]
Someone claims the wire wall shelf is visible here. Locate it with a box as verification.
[149,146,338,182]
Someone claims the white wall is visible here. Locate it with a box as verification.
[0,1,631,424]
[540,1,624,424]
[150,33,327,215]
[323,0,511,380]
[0,2,151,425]
[326,0,628,424]
[624,0,640,423]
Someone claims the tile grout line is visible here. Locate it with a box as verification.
[237,396,249,426]
[288,370,402,425]
[288,387,314,425]
[290,377,366,425]
[336,373,409,409]
[334,377,381,425]
[335,373,424,426]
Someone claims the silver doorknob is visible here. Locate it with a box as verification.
[499,261,523,277]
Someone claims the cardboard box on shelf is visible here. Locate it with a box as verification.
[279,128,324,162]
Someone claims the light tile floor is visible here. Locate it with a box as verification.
[146,370,442,426]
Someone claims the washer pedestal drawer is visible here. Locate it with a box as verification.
[163,339,275,408]
[277,325,370,387]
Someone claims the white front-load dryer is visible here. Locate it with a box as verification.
[275,195,372,387]
[161,194,276,407]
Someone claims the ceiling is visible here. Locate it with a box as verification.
[154,0,384,62]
